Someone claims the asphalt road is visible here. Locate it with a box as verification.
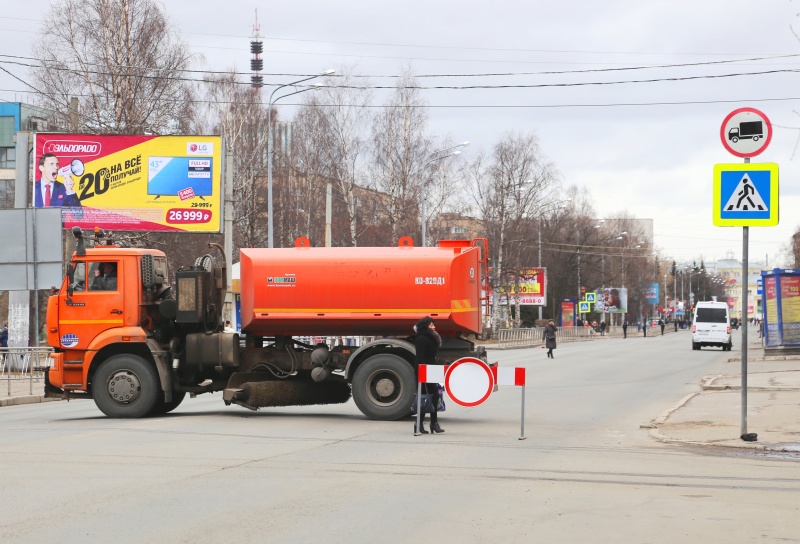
[2,330,798,543]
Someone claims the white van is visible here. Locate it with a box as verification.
[691,301,732,351]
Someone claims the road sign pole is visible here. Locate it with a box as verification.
[741,223,749,439]
[739,155,755,442]
[519,385,526,441]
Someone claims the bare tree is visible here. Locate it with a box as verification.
[310,66,372,247]
[200,71,270,250]
[368,70,431,244]
[30,0,199,134]
[284,96,333,247]
[467,132,560,331]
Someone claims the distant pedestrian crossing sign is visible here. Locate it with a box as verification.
[585,292,596,303]
[713,163,779,226]
[579,301,590,313]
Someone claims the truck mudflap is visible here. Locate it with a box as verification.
[222,372,351,411]
[43,371,91,401]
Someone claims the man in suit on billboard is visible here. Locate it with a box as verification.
[34,153,82,208]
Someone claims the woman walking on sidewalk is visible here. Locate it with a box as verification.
[543,320,558,358]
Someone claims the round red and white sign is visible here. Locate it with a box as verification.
[444,357,494,407]
[720,107,772,158]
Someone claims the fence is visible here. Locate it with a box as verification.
[1,347,53,398]
[498,326,601,349]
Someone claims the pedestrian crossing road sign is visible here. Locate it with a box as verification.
[713,163,779,227]
[585,292,596,303]
[579,301,590,313]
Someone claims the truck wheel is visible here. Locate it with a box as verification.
[752,135,759,142]
[731,137,739,143]
[692,341,699,350]
[351,354,415,421]
[150,391,186,416]
[93,355,160,418]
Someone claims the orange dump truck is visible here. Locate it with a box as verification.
[45,230,489,419]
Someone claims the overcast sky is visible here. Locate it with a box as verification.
[2,0,799,267]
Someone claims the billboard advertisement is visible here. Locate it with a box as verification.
[645,282,659,304]
[33,133,222,232]
[780,275,800,345]
[593,287,628,313]
[560,299,575,327]
[495,267,547,306]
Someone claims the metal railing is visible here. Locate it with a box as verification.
[498,326,601,349]
[1,347,53,399]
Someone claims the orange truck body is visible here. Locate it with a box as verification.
[45,234,489,420]
[240,244,483,337]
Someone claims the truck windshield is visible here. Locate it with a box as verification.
[696,308,727,323]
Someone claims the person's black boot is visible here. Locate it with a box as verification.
[414,420,429,434]
[430,422,445,433]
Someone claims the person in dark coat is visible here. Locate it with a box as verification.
[413,316,444,434]
[622,320,628,338]
[659,318,665,335]
[543,320,558,358]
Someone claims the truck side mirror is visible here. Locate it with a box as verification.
[67,266,75,297]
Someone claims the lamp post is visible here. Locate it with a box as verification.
[616,232,628,287]
[689,271,702,306]
[419,141,469,247]
[267,69,335,248]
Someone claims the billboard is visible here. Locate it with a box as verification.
[594,287,628,313]
[497,267,547,306]
[33,134,222,232]
[645,282,659,304]
[560,299,576,327]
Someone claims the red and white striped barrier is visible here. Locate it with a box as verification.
[417,357,528,439]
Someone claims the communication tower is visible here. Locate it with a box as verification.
[250,10,263,88]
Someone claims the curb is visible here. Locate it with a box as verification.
[0,395,60,407]
[645,389,799,453]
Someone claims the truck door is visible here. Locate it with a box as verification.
[57,260,125,351]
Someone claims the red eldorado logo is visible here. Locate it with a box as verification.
[43,140,102,158]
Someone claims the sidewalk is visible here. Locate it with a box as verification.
[0,373,57,407]
[647,343,800,452]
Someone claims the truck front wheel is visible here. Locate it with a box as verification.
[351,354,415,421]
[93,355,160,418]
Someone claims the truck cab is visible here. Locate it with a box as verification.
[46,243,173,410]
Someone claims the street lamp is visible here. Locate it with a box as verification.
[616,232,628,287]
[689,270,702,305]
[267,68,335,248]
[420,141,469,247]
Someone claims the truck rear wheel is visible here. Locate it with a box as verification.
[93,355,160,418]
[351,354,415,421]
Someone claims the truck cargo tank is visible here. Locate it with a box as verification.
[240,242,483,337]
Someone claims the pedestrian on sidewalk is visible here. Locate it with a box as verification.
[543,320,558,359]
[0,325,7,367]
[643,320,648,337]
[599,320,606,336]
[659,318,665,335]
[622,320,628,338]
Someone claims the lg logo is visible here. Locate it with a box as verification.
[187,142,214,155]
